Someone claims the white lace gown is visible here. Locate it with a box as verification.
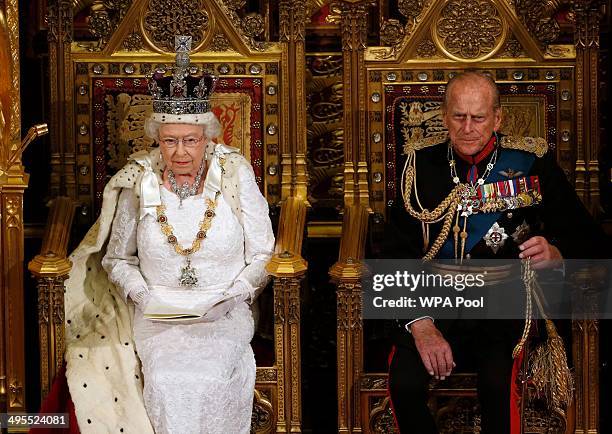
[102,164,274,434]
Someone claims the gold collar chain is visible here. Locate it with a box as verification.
[155,190,221,287]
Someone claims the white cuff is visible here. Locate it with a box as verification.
[405,316,434,334]
[128,287,150,305]
[231,279,255,303]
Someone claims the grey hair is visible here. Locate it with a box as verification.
[144,112,222,142]
[443,70,501,111]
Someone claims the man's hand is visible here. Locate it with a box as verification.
[519,236,563,269]
[410,318,455,380]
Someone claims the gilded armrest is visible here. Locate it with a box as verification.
[27,196,76,400]
[262,196,308,432]
[28,196,76,278]
[329,204,369,281]
[266,196,308,278]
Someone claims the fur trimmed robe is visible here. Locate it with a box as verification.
[63,144,258,433]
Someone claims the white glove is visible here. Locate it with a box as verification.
[200,294,249,322]
[128,287,152,312]
[200,280,253,322]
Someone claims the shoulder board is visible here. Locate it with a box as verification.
[500,136,548,157]
[402,134,448,155]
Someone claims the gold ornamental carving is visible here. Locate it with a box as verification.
[208,33,232,52]
[378,0,431,52]
[361,375,388,390]
[38,281,50,325]
[5,195,21,228]
[369,397,398,434]
[306,54,344,207]
[47,0,73,45]
[433,0,507,62]
[122,28,145,51]
[514,0,561,46]
[105,93,154,169]
[143,0,209,52]
[337,1,370,52]
[523,406,567,432]
[219,0,268,51]
[0,7,8,166]
[88,0,133,49]
[5,0,20,153]
[501,35,527,58]
[223,0,246,10]
[278,0,289,42]
[241,12,265,38]
[416,38,438,58]
[279,0,307,43]
[379,19,405,47]
[398,0,425,20]
[252,389,274,433]
[9,380,24,407]
[256,368,277,382]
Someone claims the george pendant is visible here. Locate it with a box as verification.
[179,257,198,287]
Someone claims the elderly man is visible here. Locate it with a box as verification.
[383,71,606,433]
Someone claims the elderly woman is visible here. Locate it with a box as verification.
[63,37,274,434]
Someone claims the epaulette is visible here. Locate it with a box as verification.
[500,136,548,157]
[402,134,448,155]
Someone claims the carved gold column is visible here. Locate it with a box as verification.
[0,0,27,415]
[266,197,308,433]
[571,267,604,434]
[575,0,603,213]
[338,1,371,209]
[47,1,75,198]
[330,205,369,433]
[279,0,308,201]
[28,197,75,399]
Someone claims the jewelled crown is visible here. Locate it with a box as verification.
[148,35,218,116]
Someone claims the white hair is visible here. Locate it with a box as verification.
[144,111,222,142]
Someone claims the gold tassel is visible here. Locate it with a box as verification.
[527,319,574,410]
[516,259,573,411]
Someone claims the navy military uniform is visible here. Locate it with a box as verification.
[382,135,608,433]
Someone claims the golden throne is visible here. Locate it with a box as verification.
[28,1,310,432]
[329,0,602,432]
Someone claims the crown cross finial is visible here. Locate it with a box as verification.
[175,35,192,53]
[170,36,193,98]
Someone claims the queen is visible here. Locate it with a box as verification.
[63,36,275,433]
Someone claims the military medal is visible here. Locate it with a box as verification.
[484,222,508,254]
[498,168,524,178]
[448,143,499,261]
[461,176,542,214]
